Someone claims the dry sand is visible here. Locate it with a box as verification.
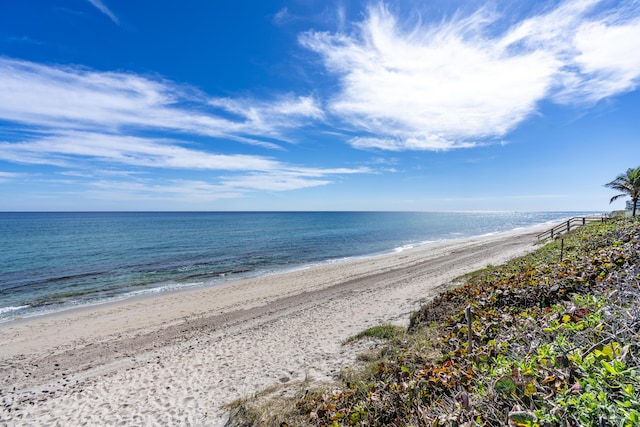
[0,223,551,426]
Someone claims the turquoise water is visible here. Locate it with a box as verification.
[0,211,594,321]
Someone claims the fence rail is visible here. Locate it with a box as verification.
[536,216,607,241]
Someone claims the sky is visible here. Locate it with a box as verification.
[1,0,639,212]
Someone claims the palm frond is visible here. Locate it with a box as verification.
[605,167,640,216]
[609,193,626,204]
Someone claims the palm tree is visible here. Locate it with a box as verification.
[605,167,640,217]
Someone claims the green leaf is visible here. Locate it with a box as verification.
[524,382,536,397]
[509,410,538,425]
[494,376,516,395]
[601,360,619,376]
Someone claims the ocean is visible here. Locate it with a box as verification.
[0,211,595,322]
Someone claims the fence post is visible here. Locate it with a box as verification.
[465,305,473,356]
[583,217,586,226]
[567,220,570,232]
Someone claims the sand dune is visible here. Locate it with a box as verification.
[0,224,550,426]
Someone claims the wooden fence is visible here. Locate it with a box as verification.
[536,216,607,241]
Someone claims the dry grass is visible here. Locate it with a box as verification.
[225,381,311,427]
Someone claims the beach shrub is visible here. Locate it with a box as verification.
[233,218,640,426]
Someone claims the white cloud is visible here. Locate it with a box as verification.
[221,173,331,192]
[3,0,638,169]
[0,56,369,203]
[273,7,291,26]
[0,171,24,182]
[562,19,640,102]
[0,131,369,193]
[87,0,119,25]
[0,58,321,149]
[208,94,325,142]
[88,179,246,202]
[300,0,640,151]
[0,131,279,170]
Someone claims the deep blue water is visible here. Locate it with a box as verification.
[0,211,595,322]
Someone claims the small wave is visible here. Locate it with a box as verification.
[394,244,415,253]
[0,305,30,315]
[177,269,251,281]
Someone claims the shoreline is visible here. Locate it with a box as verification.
[1,222,554,426]
[0,216,572,326]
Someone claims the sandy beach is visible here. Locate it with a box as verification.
[0,223,552,426]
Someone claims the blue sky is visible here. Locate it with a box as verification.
[1,0,639,211]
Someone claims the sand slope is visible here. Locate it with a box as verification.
[0,224,549,426]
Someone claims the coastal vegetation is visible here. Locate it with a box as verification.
[227,217,640,426]
[606,167,640,217]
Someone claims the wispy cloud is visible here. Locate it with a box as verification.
[0,131,279,170]
[87,0,119,25]
[86,179,246,202]
[273,7,291,26]
[220,173,331,192]
[0,171,24,183]
[208,95,325,144]
[561,18,640,103]
[0,58,322,149]
[0,130,369,195]
[4,35,46,46]
[300,0,640,151]
[0,56,367,202]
